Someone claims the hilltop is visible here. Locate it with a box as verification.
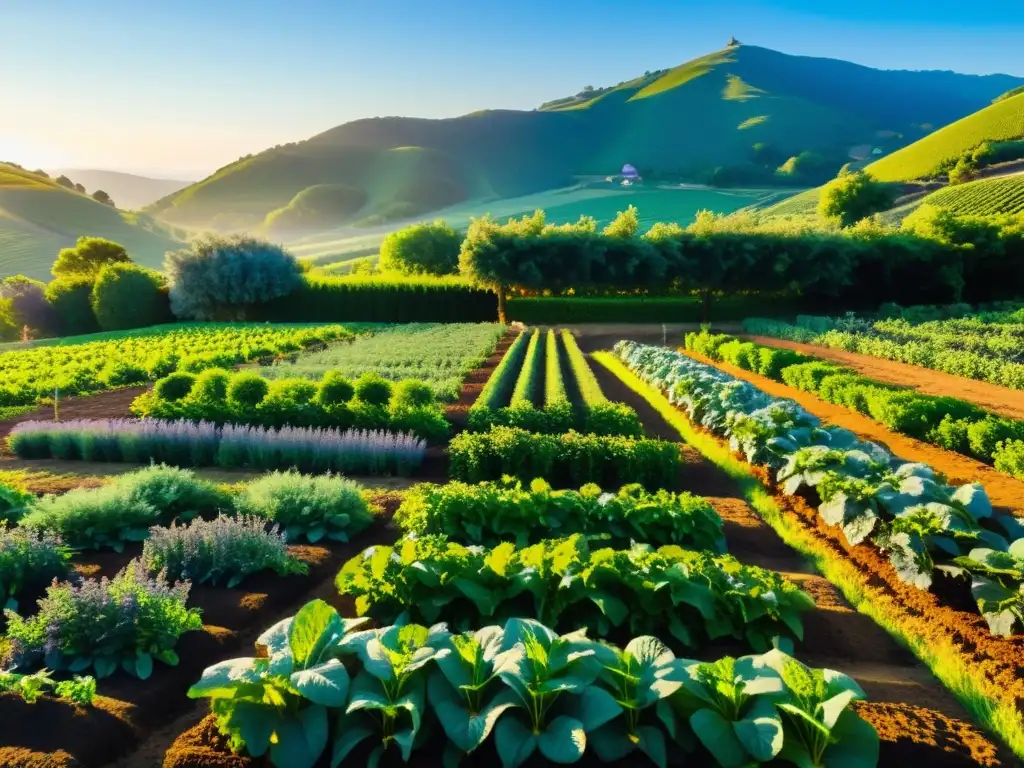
[0,163,184,281]
[51,169,194,210]
[147,44,1022,234]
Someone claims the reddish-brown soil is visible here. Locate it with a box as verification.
[162,356,1015,768]
[741,334,1024,422]
[0,501,401,768]
[446,329,518,428]
[682,349,1024,517]
[0,387,146,445]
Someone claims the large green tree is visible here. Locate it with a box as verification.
[91,264,170,331]
[818,170,894,227]
[51,236,131,279]
[379,220,462,276]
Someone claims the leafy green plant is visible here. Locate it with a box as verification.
[188,599,369,768]
[953,540,1024,636]
[394,478,725,552]
[0,526,70,612]
[0,481,33,525]
[4,559,202,679]
[0,668,96,705]
[234,471,374,544]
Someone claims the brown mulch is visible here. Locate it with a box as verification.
[682,349,1024,517]
[742,334,1024,422]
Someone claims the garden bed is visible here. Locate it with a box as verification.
[0,500,402,768]
[445,327,518,427]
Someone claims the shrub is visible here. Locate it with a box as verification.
[448,426,680,489]
[227,372,269,408]
[3,559,202,679]
[44,276,99,335]
[929,415,972,455]
[584,401,643,437]
[818,170,895,226]
[754,347,808,379]
[780,362,844,392]
[718,339,759,370]
[192,368,232,403]
[0,482,33,526]
[91,263,170,331]
[994,439,1024,479]
[234,471,373,543]
[316,371,354,406]
[968,418,1024,462]
[354,371,392,407]
[387,404,450,445]
[165,234,303,320]
[155,372,197,402]
[142,515,307,587]
[145,352,180,379]
[379,220,461,276]
[19,465,230,550]
[391,379,434,409]
[98,361,148,387]
[0,526,70,611]
[51,237,130,279]
[0,277,60,337]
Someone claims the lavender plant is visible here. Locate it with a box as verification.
[142,515,307,587]
[9,419,427,476]
[235,471,373,544]
[0,526,70,612]
[3,559,202,679]
[19,465,230,551]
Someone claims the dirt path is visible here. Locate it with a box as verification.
[585,354,1010,765]
[677,348,1024,516]
[741,335,1024,421]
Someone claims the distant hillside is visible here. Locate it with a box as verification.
[148,44,1022,233]
[917,173,1024,216]
[0,163,184,280]
[865,91,1024,181]
[52,169,193,210]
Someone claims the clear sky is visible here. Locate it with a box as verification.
[2,0,1022,179]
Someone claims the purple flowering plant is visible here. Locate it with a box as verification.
[3,559,202,679]
[142,515,307,587]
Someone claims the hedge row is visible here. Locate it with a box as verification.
[507,295,810,323]
[254,275,498,323]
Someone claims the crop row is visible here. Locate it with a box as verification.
[685,329,1024,478]
[925,174,1024,216]
[615,340,1024,637]
[469,328,642,436]
[0,323,350,407]
[187,600,875,768]
[132,367,449,443]
[8,418,426,476]
[1,467,377,681]
[260,322,506,401]
[744,315,1024,389]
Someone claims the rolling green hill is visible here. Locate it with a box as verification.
[148,44,1022,233]
[50,169,193,210]
[865,91,1024,181]
[917,173,1024,216]
[0,164,184,280]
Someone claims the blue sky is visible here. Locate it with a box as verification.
[2,0,1022,178]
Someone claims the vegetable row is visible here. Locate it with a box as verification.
[131,367,449,443]
[188,600,877,768]
[469,328,642,436]
[0,323,349,406]
[685,329,1024,479]
[8,418,426,476]
[615,340,1024,637]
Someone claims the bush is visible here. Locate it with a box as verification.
[0,482,34,526]
[929,415,972,455]
[98,361,148,387]
[717,339,759,370]
[0,277,59,338]
[967,418,1024,462]
[51,237,130,279]
[165,234,303,320]
[0,526,70,610]
[91,263,170,331]
[817,170,895,227]
[584,402,643,437]
[780,362,844,392]
[142,515,307,587]
[994,439,1024,479]
[3,559,202,679]
[379,220,461,276]
[234,471,373,543]
[448,426,681,489]
[354,371,392,407]
[44,276,99,335]
[388,404,450,444]
[754,347,809,379]
[191,368,232,404]
[19,465,230,550]
[316,371,355,406]
[391,378,435,409]
[227,373,269,409]
[155,372,197,402]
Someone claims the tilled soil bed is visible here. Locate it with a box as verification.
[445,328,518,429]
[161,361,1013,767]
[0,499,403,768]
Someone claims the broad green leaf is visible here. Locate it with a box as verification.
[589,720,636,763]
[290,658,350,707]
[299,705,329,760]
[346,670,390,713]
[268,714,321,768]
[690,708,750,768]
[822,709,880,768]
[189,657,262,698]
[232,701,279,757]
[637,724,667,768]
[289,599,342,669]
[135,652,153,681]
[537,715,586,764]
[733,696,783,761]
[573,686,622,731]
[494,715,538,768]
[330,711,375,767]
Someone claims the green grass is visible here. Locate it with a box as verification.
[592,350,1024,760]
[866,92,1024,182]
[0,163,183,280]
[749,186,822,220]
[919,174,1024,216]
[261,323,505,400]
[631,48,737,100]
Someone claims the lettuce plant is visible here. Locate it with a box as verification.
[953,540,1024,636]
[188,599,369,768]
[0,668,96,705]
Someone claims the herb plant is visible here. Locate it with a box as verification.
[0,525,70,612]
